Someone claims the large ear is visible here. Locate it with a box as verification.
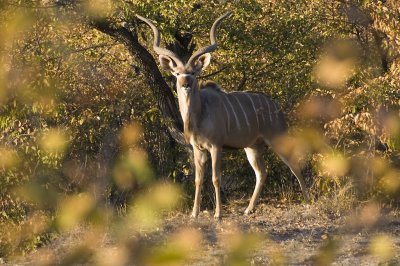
[159,55,178,72]
[194,53,211,72]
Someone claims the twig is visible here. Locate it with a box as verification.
[237,71,247,91]
[199,66,228,79]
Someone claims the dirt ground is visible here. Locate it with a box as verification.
[8,199,400,265]
[162,200,400,265]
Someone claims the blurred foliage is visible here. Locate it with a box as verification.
[0,0,399,263]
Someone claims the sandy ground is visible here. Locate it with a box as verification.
[7,199,400,265]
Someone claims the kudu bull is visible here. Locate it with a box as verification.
[137,12,309,218]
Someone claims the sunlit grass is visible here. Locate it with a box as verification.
[39,128,70,154]
[57,193,96,231]
[369,234,396,262]
[0,146,19,169]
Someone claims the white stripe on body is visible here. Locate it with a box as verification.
[221,100,231,132]
[263,95,273,123]
[257,94,266,126]
[244,93,260,129]
[231,94,251,132]
[222,93,241,130]
[271,101,280,121]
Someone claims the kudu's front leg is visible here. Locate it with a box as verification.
[210,145,222,218]
[192,147,207,218]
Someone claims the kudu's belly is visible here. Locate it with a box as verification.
[222,130,265,149]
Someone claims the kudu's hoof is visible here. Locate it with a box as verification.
[244,208,254,215]
[303,194,311,204]
[214,212,221,220]
[191,212,199,219]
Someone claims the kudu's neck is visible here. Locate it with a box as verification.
[177,81,202,143]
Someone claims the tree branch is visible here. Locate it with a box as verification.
[371,29,390,73]
[3,0,77,9]
[45,42,119,61]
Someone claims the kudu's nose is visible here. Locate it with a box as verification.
[178,74,194,89]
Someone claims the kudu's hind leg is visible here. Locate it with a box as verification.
[267,140,310,202]
[244,146,267,215]
[192,147,208,218]
[281,157,309,202]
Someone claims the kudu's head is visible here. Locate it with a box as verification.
[136,12,231,98]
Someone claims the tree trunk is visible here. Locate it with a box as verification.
[90,19,185,145]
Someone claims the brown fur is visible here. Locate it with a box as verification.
[200,80,220,91]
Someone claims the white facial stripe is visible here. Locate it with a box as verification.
[245,93,260,130]
[221,100,231,133]
[222,94,241,130]
[232,94,250,131]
